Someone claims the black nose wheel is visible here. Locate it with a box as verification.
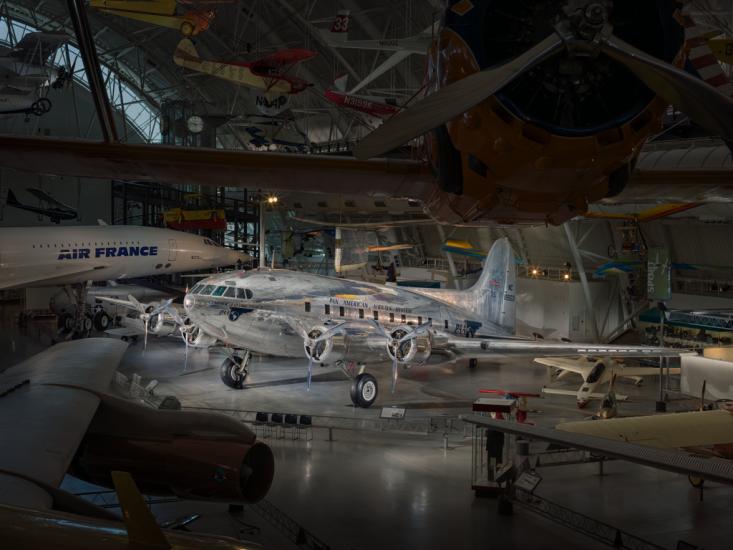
[220,353,250,389]
[350,373,378,408]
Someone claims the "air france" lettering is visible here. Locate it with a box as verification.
[58,246,158,260]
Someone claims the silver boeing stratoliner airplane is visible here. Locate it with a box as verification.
[180,238,677,408]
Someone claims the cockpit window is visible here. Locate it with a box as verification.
[212,286,227,297]
[190,283,202,293]
[586,362,606,384]
[203,238,220,247]
[199,285,215,296]
[223,287,236,298]
[245,289,254,299]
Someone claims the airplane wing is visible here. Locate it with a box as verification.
[461,414,733,486]
[0,339,128,509]
[0,262,110,290]
[0,135,432,200]
[292,215,435,228]
[533,356,593,376]
[24,187,75,210]
[445,336,680,359]
[557,409,733,451]
[7,32,68,65]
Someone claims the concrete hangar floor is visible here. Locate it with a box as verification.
[4,314,732,550]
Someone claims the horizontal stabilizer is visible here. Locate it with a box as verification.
[541,387,629,401]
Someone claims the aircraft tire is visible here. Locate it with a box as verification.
[58,313,74,333]
[468,358,478,369]
[94,311,111,331]
[350,373,378,408]
[688,475,704,489]
[220,358,246,389]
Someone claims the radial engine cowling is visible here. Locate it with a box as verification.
[387,327,432,366]
[70,395,274,503]
[149,313,177,337]
[304,324,390,366]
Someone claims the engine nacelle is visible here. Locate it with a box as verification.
[387,327,432,366]
[70,395,274,503]
[304,324,390,366]
[185,324,217,348]
[149,313,177,337]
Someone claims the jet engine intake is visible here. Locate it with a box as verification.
[70,395,274,503]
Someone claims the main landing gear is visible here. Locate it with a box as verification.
[220,350,251,389]
[56,284,92,340]
[350,372,378,408]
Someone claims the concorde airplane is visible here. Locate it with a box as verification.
[176,238,678,408]
[0,224,247,336]
[2,1,733,226]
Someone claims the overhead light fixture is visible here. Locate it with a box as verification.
[563,272,571,281]
[266,195,279,205]
[531,268,539,277]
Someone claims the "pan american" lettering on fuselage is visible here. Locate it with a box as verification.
[57,246,159,260]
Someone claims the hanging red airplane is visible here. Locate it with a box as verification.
[1,1,733,226]
[174,39,316,95]
[324,75,402,118]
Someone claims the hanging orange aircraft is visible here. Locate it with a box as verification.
[1,1,733,226]
[174,39,317,95]
[89,0,220,36]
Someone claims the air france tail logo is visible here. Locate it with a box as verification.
[58,246,159,260]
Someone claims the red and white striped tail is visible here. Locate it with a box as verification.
[675,4,733,97]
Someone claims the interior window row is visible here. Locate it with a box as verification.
[305,301,447,328]
[191,283,253,300]
[32,240,143,248]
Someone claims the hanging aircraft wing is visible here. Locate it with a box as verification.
[557,408,733,452]
[461,414,733,486]
[0,262,110,290]
[7,32,68,66]
[0,135,432,200]
[0,339,128,509]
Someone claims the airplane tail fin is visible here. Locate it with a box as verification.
[330,10,350,38]
[466,238,517,334]
[333,74,348,92]
[6,188,20,206]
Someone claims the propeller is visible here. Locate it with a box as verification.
[371,320,432,393]
[699,379,707,412]
[353,32,564,160]
[353,14,733,161]
[302,323,346,390]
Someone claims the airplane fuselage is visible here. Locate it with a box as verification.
[0,225,245,289]
[183,268,507,359]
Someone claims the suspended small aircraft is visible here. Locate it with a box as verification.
[179,238,677,408]
[3,2,733,226]
[89,0,220,36]
[0,32,69,118]
[5,188,78,223]
[324,75,402,119]
[174,39,316,95]
[536,356,680,408]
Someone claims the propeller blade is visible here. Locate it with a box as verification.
[369,319,390,339]
[353,32,564,160]
[700,379,707,411]
[143,317,149,351]
[391,358,398,394]
[600,34,733,143]
[314,323,346,342]
[306,357,314,390]
[128,294,144,313]
[151,298,174,316]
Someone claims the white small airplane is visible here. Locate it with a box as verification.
[0,32,70,117]
[0,223,248,337]
[318,11,435,94]
[180,238,678,408]
[536,356,680,408]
